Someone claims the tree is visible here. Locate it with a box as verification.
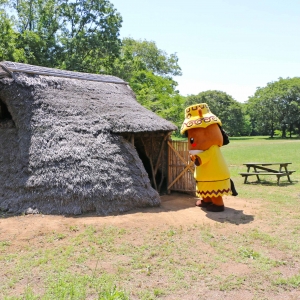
[246,77,300,137]
[0,5,27,62]
[112,38,182,82]
[112,38,184,133]
[6,0,63,66]
[246,88,278,137]
[0,10,16,61]
[2,0,122,72]
[185,90,245,136]
[129,70,185,133]
[58,0,122,73]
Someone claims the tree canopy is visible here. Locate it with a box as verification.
[246,77,300,137]
[114,39,184,134]
[185,90,247,136]
[113,37,182,81]
[129,70,184,132]
[1,0,123,72]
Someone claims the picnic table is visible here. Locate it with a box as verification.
[239,162,295,185]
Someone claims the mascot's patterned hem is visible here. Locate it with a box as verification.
[196,178,232,198]
[196,189,232,198]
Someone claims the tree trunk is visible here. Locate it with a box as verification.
[289,124,293,138]
[282,124,286,138]
[270,122,274,138]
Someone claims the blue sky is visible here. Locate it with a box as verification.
[110,0,300,102]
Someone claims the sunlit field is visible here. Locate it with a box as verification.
[1,137,300,299]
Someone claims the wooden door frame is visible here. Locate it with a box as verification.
[167,140,195,194]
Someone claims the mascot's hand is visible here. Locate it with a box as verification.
[190,155,201,166]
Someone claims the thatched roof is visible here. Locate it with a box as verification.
[0,61,177,133]
[0,62,176,215]
[0,61,127,83]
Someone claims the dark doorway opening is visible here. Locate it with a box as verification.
[0,99,12,120]
[119,132,168,194]
[134,139,154,185]
[0,98,15,128]
[134,135,168,194]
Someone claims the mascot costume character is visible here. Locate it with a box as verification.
[181,103,237,212]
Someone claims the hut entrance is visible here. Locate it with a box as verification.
[0,99,12,121]
[0,98,15,128]
[134,133,170,194]
[121,132,170,194]
[167,140,196,195]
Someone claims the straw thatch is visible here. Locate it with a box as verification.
[0,62,176,215]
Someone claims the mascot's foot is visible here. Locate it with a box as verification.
[206,204,225,212]
[195,200,213,207]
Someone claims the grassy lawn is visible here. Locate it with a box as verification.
[223,136,300,203]
[0,137,300,299]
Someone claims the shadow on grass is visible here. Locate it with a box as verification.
[242,180,298,186]
[203,206,255,225]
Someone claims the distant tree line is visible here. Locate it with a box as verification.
[1,0,300,138]
[246,77,300,138]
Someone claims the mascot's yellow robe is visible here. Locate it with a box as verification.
[194,145,231,198]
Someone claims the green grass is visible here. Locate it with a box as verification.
[222,137,300,204]
[1,222,300,298]
[1,137,300,299]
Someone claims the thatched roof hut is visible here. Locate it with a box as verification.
[0,61,176,215]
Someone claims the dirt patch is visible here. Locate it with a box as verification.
[0,194,259,241]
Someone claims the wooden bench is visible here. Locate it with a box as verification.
[239,163,295,185]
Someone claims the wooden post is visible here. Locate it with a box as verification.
[142,137,158,191]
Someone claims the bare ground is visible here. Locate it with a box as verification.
[0,194,257,236]
[1,193,300,299]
